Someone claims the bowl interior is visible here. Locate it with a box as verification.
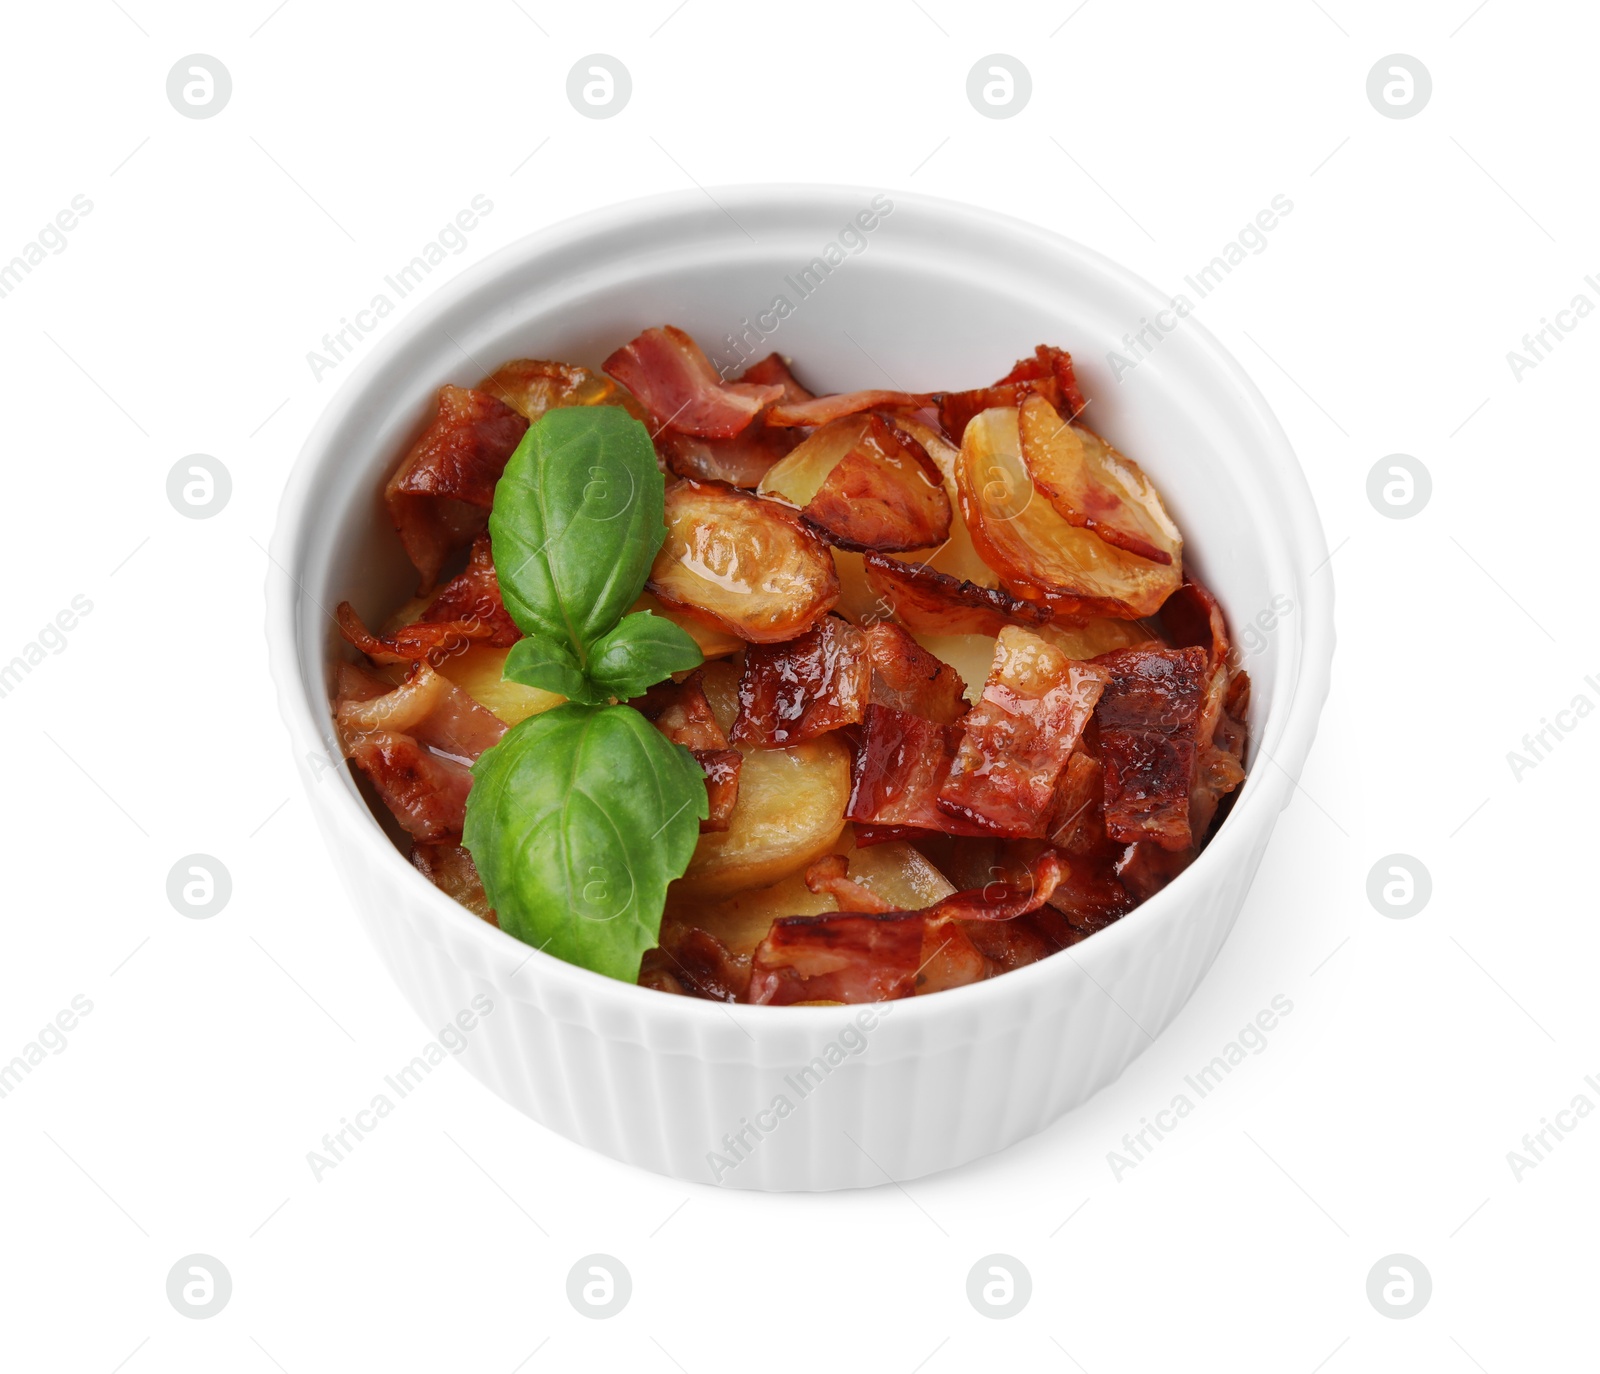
[283,187,1321,956]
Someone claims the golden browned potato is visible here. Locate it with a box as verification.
[431,644,563,726]
[674,736,850,898]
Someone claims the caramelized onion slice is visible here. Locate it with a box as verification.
[957,406,1181,619]
[1017,394,1182,567]
[648,480,839,643]
[478,358,643,423]
[760,415,951,552]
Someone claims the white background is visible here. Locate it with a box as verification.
[1,1,1593,1369]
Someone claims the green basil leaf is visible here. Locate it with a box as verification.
[489,406,666,668]
[502,636,590,702]
[463,704,709,981]
[586,612,705,702]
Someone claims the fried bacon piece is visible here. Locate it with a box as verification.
[640,922,750,1002]
[420,535,521,644]
[335,661,506,761]
[648,480,840,643]
[1186,658,1248,843]
[1017,394,1181,567]
[747,850,1065,1003]
[336,603,486,667]
[747,911,925,1005]
[336,535,521,666]
[632,671,744,831]
[937,627,1109,839]
[603,326,783,438]
[766,389,933,428]
[760,414,952,552]
[1093,645,1208,851]
[412,844,496,924]
[862,622,968,725]
[861,550,1053,637]
[732,616,869,746]
[804,418,951,552]
[1047,850,1136,934]
[804,854,895,913]
[846,705,994,838]
[1046,750,1104,852]
[335,662,506,844]
[656,425,797,488]
[1156,575,1230,668]
[735,353,814,404]
[653,352,809,486]
[937,344,1088,443]
[384,385,529,592]
[344,731,474,844]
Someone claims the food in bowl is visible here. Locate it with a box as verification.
[331,325,1250,1005]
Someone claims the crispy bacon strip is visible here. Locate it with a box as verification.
[845,705,994,838]
[335,662,505,843]
[923,850,1066,923]
[384,385,529,592]
[937,628,1109,839]
[631,671,744,831]
[747,912,925,1004]
[863,622,968,725]
[337,535,520,666]
[861,550,1053,637]
[603,326,783,438]
[766,389,933,428]
[656,425,797,488]
[1047,750,1104,852]
[732,617,869,746]
[1156,575,1230,668]
[800,417,951,552]
[735,353,814,404]
[641,921,750,1002]
[696,748,743,832]
[804,854,896,913]
[1094,645,1208,851]
[344,731,474,844]
[337,661,506,762]
[937,344,1087,443]
[1046,850,1135,934]
[412,844,496,924]
[418,534,522,644]
[336,603,482,667]
[747,850,1065,1004]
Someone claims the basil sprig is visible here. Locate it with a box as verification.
[491,405,703,702]
[463,405,710,980]
[463,704,707,981]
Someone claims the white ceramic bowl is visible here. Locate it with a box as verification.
[267,186,1333,1191]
